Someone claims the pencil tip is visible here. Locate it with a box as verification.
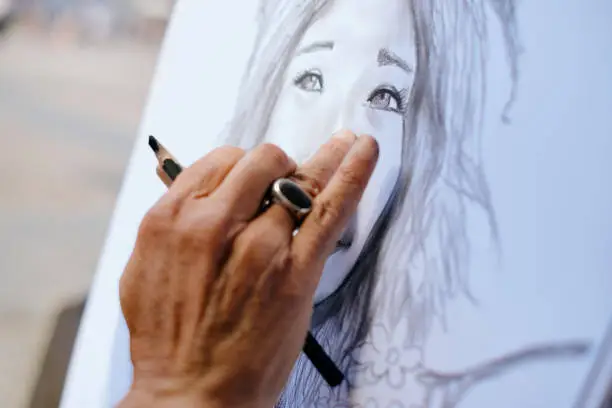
[148,135,160,153]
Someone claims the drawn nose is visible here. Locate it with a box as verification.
[329,90,366,254]
[332,94,373,137]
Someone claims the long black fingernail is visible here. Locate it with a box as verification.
[162,158,183,181]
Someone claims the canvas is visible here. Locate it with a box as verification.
[60,0,612,407]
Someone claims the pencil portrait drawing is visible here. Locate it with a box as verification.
[207,0,595,406]
[111,0,597,407]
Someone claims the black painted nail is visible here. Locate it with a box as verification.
[162,158,183,181]
[148,135,160,153]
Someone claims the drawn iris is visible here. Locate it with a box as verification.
[367,86,403,113]
[294,69,324,92]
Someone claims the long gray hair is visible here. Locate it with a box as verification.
[222,0,521,404]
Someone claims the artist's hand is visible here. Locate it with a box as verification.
[118,131,378,408]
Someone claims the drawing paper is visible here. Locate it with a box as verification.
[61,1,612,407]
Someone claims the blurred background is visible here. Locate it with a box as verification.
[0,1,174,406]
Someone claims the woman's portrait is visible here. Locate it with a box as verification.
[211,0,592,407]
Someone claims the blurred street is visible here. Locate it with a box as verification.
[0,23,161,407]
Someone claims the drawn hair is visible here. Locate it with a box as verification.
[221,0,521,403]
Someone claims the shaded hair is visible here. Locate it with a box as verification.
[222,0,521,403]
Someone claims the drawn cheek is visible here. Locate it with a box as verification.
[296,92,348,143]
[314,108,402,303]
[267,89,342,162]
[367,107,403,134]
[350,107,403,148]
[291,87,321,110]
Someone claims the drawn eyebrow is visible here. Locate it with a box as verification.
[378,48,414,74]
[296,41,335,56]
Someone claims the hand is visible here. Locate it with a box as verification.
[118,131,379,408]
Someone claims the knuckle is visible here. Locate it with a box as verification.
[235,220,288,267]
[275,247,293,272]
[138,204,175,239]
[259,143,292,169]
[235,225,259,252]
[292,172,323,197]
[258,249,304,304]
[239,224,278,255]
[267,244,293,275]
[171,216,203,243]
[338,165,366,189]
[174,207,229,247]
[327,139,348,158]
[234,232,264,268]
[215,145,246,159]
[309,198,344,232]
[190,146,245,174]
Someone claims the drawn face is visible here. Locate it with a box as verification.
[265,0,417,303]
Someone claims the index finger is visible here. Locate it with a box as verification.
[291,135,379,289]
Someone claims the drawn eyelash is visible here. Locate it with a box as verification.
[397,88,409,112]
[367,84,410,114]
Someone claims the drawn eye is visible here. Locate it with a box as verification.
[294,69,324,92]
[367,87,403,113]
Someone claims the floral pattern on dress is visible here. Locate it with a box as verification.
[352,320,424,389]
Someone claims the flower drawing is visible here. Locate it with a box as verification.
[353,321,424,388]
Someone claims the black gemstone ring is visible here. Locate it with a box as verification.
[270,178,313,224]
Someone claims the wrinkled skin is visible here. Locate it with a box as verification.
[118,131,379,408]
